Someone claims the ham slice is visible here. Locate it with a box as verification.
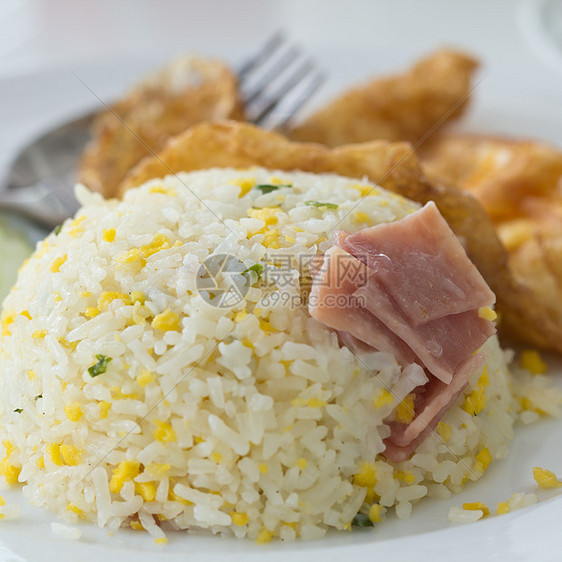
[339,201,495,326]
[354,283,494,384]
[308,202,497,462]
[384,352,485,462]
[309,246,417,366]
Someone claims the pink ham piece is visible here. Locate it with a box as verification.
[308,202,497,463]
[353,283,493,385]
[383,352,484,462]
[309,246,417,367]
[339,202,495,327]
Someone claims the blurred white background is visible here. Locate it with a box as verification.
[1,0,561,75]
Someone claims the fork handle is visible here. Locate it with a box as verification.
[0,184,79,230]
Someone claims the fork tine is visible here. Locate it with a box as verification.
[237,31,285,82]
[238,33,323,127]
[274,70,326,130]
[250,60,318,126]
[244,46,301,105]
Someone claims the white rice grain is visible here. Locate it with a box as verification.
[51,522,82,540]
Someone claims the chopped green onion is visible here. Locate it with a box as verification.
[53,224,63,236]
[254,183,292,194]
[305,200,339,209]
[88,354,112,377]
[34,394,42,401]
[13,408,23,413]
[351,513,374,527]
[242,263,264,280]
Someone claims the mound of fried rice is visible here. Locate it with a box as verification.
[0,168,549,542]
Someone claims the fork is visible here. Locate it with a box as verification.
[0,33,324,230]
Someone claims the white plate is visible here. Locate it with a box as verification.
[0,48,562,562]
